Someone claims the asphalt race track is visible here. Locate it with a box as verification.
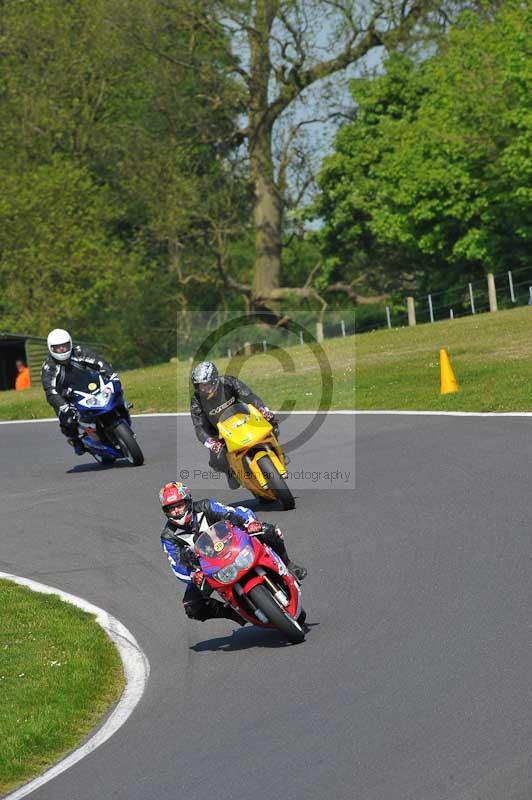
[4,412,532,800]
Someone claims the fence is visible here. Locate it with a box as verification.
[176,308,357,362]
[226,315,356,358]
[354,265,532,335]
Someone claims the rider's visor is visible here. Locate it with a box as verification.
[198,380,218,396]
[51,342,70,354]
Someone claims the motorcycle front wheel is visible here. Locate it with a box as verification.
[112,421,144,466]
[248,584,304,644]
[257,454,295,510]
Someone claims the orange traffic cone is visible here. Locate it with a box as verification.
[439,348,459,394]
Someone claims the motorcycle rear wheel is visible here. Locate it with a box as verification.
[248,584,304,644]
[112,421,144,466]
[257,454,295,510]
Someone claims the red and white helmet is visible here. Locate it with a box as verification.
[159,481,194,528]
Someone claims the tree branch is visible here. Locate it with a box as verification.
[325,281,359,301]
[266,0,428,124]
[256,284,328,322]
[325,281,389,304]
[215,252,252,296]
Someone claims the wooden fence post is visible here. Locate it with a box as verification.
[407,296,416,326]
[487,273,498,312]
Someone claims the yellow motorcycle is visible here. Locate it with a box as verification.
[217,403,295,510]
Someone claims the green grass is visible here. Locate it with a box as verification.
[356,305,532,411]
[0,580,124,795]
[0,336,355,420]
[4,306,532,419]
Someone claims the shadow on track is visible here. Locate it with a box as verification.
[230,496,297,514]
[190,623,317,653]
[66,461,133,474]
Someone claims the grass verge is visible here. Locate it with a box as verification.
[0,335,355,420]
[3,306,532,419]
[356,306,532,411]
[0,579,124,795]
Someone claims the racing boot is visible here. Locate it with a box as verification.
[226,470,240,490]
[225,469,240,489]
[68,438,86,456]
[268,531,307,582]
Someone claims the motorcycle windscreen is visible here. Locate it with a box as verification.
[69,364,117,412]
[194,521,235,558]
[217,402,250,423]
[68,364,102,393]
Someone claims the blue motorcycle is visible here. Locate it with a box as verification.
[66,366,144,466]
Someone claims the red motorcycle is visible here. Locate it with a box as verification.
[194,520,306,644]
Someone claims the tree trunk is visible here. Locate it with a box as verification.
[250,122,282,317]
[248,0,282,318]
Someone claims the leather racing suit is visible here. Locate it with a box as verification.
[190,375,269,476]
[161,498,289,623]
[41,346,114,438]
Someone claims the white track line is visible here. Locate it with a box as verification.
[1,573,150,800]
[2,410,532,426]
[0,411,356,424]
[353,410,532,417]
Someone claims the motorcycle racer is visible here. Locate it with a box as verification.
[41,328,114,455]
[159,481,307,625]
[190,361,276,488]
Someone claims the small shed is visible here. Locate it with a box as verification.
[0,332,105,392]
[0,333,49,391]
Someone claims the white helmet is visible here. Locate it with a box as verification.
[47,328,72,362]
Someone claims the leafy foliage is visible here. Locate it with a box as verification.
[0,0,248,365]
[313,3,532,297]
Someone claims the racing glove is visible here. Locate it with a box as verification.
[259,406,275,422]
[245,519,263,534]
[180,547,199,571]
[205,437,224,454]
[58,404,79,426]
[191,569,209,594]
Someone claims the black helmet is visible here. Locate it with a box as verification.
[191,361,220,400]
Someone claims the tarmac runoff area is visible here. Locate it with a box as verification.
[3,411,532,800]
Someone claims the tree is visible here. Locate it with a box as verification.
[313,2,532,296]
[312,53,427,298]
[0,0,248,363]
[174,0,441,319]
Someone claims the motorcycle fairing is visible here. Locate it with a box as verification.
[217,403,288,497]
[72,375,121,411]
[68,371,134,461]
[217,405,272,452]
[195,523,301,627]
